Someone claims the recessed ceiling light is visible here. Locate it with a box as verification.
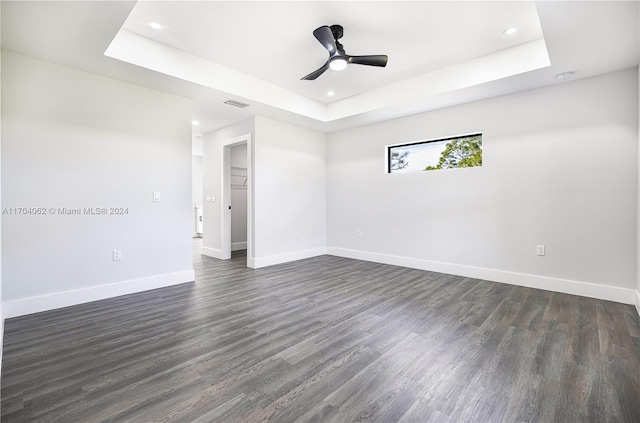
[149,22,162,30]
[192,120,199,126]
[503,27,518,36]
[327,91,335,96]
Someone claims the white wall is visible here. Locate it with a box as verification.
[231,143,247,250]
[253,116,326,266]
[0,8,4,368]
[192,155,203,235]
[328,68,638,304]
[192,135,203,156]
[203,116,326,267]
[192,156,203,210]
[1,51,194,317]
[637,4,640,316]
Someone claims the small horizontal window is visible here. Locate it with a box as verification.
[388,133,482,174]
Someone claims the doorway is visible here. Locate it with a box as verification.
[221,135,253,266]
[230,144,247,253]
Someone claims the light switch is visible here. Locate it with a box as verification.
[153,192,160,202]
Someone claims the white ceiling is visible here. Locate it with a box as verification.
[122,1,545,103]
[2,1,638,136]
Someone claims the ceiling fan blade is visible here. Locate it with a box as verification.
[301,60,330,80]
[347,55,388,67]
[313,25,337,55]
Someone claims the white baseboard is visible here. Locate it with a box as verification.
[247,257,256,269]
[635,290,640,317]
[327,247,637,305]
[2,270,195,318]
[253,247,327,269]
[232,241,247,251]
[201,246,224,259]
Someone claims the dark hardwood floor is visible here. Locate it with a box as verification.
[2,238,640,422]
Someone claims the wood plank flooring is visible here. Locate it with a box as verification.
[2,239,640,422]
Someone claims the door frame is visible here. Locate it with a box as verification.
[221,134,254,266]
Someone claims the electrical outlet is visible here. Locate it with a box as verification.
[113,249,122,261]
[357,230,363,239]
[536,245,545,256]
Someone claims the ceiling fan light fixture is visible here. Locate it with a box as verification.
[329,57,348,71]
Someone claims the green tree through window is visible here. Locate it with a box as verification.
[425,135,482,171]
[390,150,409,171]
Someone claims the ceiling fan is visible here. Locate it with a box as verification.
[301,25,388,80]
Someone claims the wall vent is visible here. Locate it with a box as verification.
[224,99,250,109]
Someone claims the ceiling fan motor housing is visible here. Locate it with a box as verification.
[330,24,344,40]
